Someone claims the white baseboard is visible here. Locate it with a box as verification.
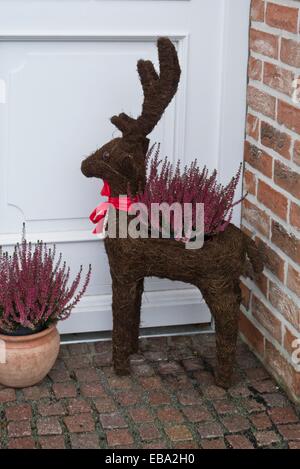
[58,288,211,335]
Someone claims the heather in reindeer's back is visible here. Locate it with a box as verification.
[81,38,263,388]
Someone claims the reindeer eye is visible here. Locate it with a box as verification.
[103,151,110,161]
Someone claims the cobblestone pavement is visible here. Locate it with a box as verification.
[0,334,300,449]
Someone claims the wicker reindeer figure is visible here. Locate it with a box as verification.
[81,38,263,388]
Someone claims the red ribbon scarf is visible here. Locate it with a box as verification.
[89,180,137,235]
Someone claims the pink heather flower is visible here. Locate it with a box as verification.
[136,144,244,240]
[0,226,91,333]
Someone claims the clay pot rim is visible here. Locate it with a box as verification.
[0,323,57,343]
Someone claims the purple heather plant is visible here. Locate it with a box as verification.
[135,144,244,240]
[0,228,91,333]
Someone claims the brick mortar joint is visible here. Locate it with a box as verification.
[240,305,299,370]
[242,217,300,290]
[245,135,300,179]
[244,146,300,203]
[242,177,300,242]
[247,107,300,141]
[248,79,300,111]
[251,20,300,41]
[243,184,299,238]
[250,49,300,74]
[241,272,300,331]
[239,331,300,406]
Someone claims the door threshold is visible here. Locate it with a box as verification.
[60,322,214,345]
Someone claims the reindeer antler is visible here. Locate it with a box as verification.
[111,37,181,138]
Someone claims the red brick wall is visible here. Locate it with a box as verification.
[240,0,300,403]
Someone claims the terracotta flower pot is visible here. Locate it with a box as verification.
[0,324,60,388]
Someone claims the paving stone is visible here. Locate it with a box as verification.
[93,351,112,367]
[181,358,204,371]
[138,423,161,441]
[158,361,184,375]
[68,343,89,355]
[8,437,36,449]
[193,370,215,387]
[8,420,32,438]
[64,413,95,433]
[129,407,154,423]
[94,341,112,353]
[176,389,202,406]
[53,383,77,399]
[94,396,117,413]
[22,385,49,400]
[36,417,62,436]
[268,407,299,425]
[174,441,199,449]
[245,367,270,381]
[39,436,66,449]
[201,438,226,449]
[165,424,193,442]
[65,398,91,415]
[99,412,127,429]
[250,412,273,430]
[148,390,171,405]
[203,385,227,400]
[5,403,32,421]
[228,384,252,398]
[144,351,168,362]
[37,401,65,417]
[132,364,155,377]
[129,353,146,365]
[142,440,168,449]
[241,397,265,414]
[226,435,254,449]
[107,376,133,389]
[0,388,16,403]
[106,429,134,447]
[64,355,90,370]
[75,368,100,383]
[80,383,105,398]
[197,422,224,439]
[139,376,163,389]
[263,393,290,408]
[289,441,300,449]
[156,406,184,423]
[255,430,281,447]
[213,399,238,416]
[277,424,300,441]
[115,389,142,406]
[221,415,250,433]
[182,405,214,423]
[48,368,71,383]
[251,379,279,394]
[70,432,100,449]
[162,374,194,391]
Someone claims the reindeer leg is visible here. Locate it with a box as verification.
[203,281,241,389]
[111,276,141,375]
[130,278,144,354]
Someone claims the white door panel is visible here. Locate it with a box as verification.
[0,0,251,333]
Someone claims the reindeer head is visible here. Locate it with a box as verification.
[81,37,181,196]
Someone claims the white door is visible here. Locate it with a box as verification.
[0,0,250,334]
